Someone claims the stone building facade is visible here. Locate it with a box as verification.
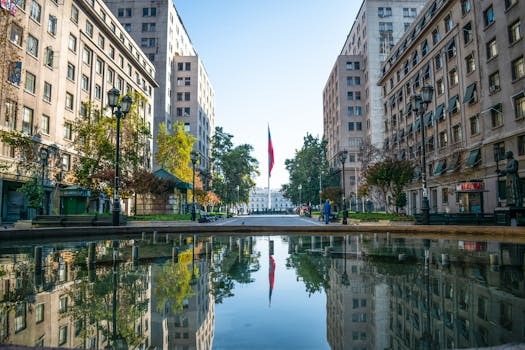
[379,0,525,214]
[0,0,157,222]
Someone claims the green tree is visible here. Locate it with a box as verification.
[154,258,196,315]
[281,134,333,207]
[362,158,414,213]
[211,127,259,210]
[155,122,197,183]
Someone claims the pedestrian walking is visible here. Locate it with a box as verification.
[323,199,331,224]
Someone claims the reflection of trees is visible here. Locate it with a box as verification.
[286,253,330,296]
[210,238,260,304]
[154,258,196,315]
[65,262,149,348]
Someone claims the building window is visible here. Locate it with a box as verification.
[184,77,191,86]
[512,56,524,80]
[67,62,75,80]
[41,114,49,134]
[184,92,190,101]
[437,79,444,95]
[64,122,73,140]
[435,54,443,69]
[22,107,33,135]
[518,134,525,156]
[98,34,105,49]
[10,23,23,46]
[483,6,494,27]
[444,14,453,32]
[506,0,518,9]
[432,29,440,45]
[36,303,44,323]
[491,104,503,128]
[514,93,525,119]
[24,72,36,94]
[421,40,428,56]
[348,122,354,131]
[469,115,480,135]
[95,84,101,100]
[81,74,89,91]
[509,20,522,45]
[452,124,462,143]
[487,71,500,93]
[65,92,74,110]
[82,47,92,65]
[43,81,52,102]
[461,0,471,15]
[15,303,26,333]
[447,40,456,60]
[70,4,79,23]
[184,107,190,116]
[347,107,354,116]
[465,54,475,74]
[5,99,17,129]
[176,107,182,117]
[44,47,54,67]
[62,154,70,171]
[59,326,67,345]
[449,68,458,86]
[96,58,104,75]
[487,39,497,60]
[30,0,41,22]
[85,21,93,37]
[463,22,472,45]
[68,34,77,52]
[47,15,57,35]
[442,188,449,204]
[27,34,39,57]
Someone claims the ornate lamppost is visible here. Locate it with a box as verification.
[411,85,434,225]
[107,88,133,226]
[40,148,48,215]
[338,150,348,225]
[190,151,199,221]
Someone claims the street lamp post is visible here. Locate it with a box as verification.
[411,85,434,225]
[40,148,48,215]
[190,151,199,221]
[338,150,348,225]
[298,184,302,213]
[107,88,133,226]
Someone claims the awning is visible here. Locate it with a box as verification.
[433,159,446,175]
[61,185,91,197]
[434,103,444,121]
[446,95,459,113]
[463,83,476,104]
[424,112,433,126]
[414,118,421,131]
[466,149,481,167]
[448,153,461,172]
[154,168,193,191]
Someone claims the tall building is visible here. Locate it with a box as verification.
[0,0,157,222]
[323,0,427,206]
[323,56,365,205]
[104,0,215,172]
[339,0,428,148]
[379,0,525,214]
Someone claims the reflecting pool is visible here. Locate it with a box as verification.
[1,233,525,349]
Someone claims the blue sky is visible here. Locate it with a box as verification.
[175,1,361,189]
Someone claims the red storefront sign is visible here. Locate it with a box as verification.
[456,181,485,192]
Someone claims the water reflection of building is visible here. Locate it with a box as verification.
[325,235,390,350]
[385,240,525,349]
[0,242,151,349]
[150,239,215,350]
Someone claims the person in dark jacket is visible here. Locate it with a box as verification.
[323,199,331,224]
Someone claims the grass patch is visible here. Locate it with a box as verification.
[129,214,191,221]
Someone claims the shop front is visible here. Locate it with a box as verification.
[456,181,486,213]
[60,185,90,214]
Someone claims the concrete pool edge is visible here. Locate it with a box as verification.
[1,223,525,243]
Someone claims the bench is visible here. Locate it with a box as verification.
[32,215,126,227]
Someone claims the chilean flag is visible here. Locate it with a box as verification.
[268,126,274,177]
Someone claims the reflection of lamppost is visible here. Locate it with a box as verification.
[110,240,128,349]
[190,151,199,221]
[422,239,432,348]
[236,185,240,214]
[493,144,502,207]
[341,235,349,285]
[107,88,133,226]
[298,184,302,209]
[338,150,348,225]
[411,85,434,225]
[40,148,48,215]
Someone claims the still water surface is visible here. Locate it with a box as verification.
[0,233,524,349]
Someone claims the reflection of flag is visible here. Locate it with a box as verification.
[268,126,274,177]
[269,255,275,307]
